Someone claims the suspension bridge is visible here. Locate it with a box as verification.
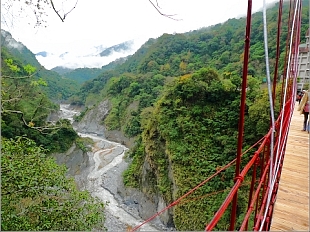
[270,102,309,231]
[130,0,309,231]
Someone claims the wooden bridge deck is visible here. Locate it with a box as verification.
[270,102,309,231]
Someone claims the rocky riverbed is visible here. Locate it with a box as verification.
[57,104,174,231]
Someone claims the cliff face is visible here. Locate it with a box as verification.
[47,98,171,227]
[51,142,93,190]
[73,100,109,136]
[74,99,135,148]
[72,99,172,226]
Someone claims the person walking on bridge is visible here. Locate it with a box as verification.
[297,89,310,132]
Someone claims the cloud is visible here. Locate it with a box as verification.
[1,29,23,51]
[2,0,279,70]
[35,37,147,69]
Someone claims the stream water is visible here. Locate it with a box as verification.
[59,104,159,231]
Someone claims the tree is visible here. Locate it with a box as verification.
[1,51,78,152]
[1,137,105,231]
[1,56,61,133]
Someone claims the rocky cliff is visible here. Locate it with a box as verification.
[73,99,135,148]
[51,142,93,190]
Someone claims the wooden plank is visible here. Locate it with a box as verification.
[270,102,310,231]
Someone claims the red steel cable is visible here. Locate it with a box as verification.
[205,131,271,231]
[130,137,264,232]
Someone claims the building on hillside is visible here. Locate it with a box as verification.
[297,29,310,92]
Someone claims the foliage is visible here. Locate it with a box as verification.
[73,107,89,122]
[60,67,105,85]
[70,5,297,229]
[2,1,303,230]
[122,137,145,188]
[75,136,93,152]
[102,73,165,135]
[58,58,127,86]
[123,68,273,230]
[75,1,309,108]
[1,50,78,154]
[1,137,105,231]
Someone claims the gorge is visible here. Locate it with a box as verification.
[2,2,308,230]
[56,104,172,231]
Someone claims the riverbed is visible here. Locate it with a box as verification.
[59,104,166,231]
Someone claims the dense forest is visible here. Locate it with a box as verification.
[1,0,309,231]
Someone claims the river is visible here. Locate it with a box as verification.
[59,104,160,231]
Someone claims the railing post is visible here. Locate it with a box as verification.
[229,0,253,230]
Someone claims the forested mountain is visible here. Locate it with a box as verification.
[51,66,74,75]
[72,1,308,106]
[52,57,127,85]
[1,30,79,100]
[70,1,308,230]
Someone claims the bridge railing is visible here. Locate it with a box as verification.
[205,95,294,231]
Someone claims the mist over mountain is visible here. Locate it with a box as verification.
[35,39,146,70]
[99,40,133,57]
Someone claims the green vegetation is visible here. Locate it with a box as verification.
[122,68,279,230]
[75,136,93,152]
[68,2,304,229]
[73,1,308,106]
[1,43,105,230]
[60,67,104,85]
[1,1,307,230]
[1,50,78,153]
[1,137,105,231]
[57,58,127,85]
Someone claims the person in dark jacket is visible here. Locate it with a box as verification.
[297,89,310,131]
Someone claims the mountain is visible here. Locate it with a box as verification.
[36,51,48,57]
[52,56,128,85]
[1,29,79,101]
[56,67,103,85]
[99,40,133,57]
[71,1,309,230]
[51,66,74,75]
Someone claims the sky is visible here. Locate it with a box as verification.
[1,0,279,69]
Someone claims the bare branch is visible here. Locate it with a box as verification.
[1,92,22,103]
[63,0,78,20]
[50,0,64,22]
[2,98,21,103]
[49,0,78,22]
[155,0,161,9]
[2,109,63,134]
[148,0,181,21]
[2,72,37,79]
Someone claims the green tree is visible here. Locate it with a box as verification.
[1,137,105,231]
